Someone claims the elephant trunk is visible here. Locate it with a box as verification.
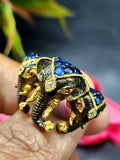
[32,85,48,129]
[17,77,27,104]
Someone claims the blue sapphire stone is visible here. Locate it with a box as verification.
[55,57,64,61]
[90,88,103,105]
[74,68,81,74]
[27,53,37,59]
[38,55,41,58]
[98,91,104,99]
[63,61,72,66]
[54,66,64,76]
[94,95,102,105]
[65,67,74,74]
[55,60,64,66]
[90,88,95,94]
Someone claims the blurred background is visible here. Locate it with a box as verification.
[0,0,120,159]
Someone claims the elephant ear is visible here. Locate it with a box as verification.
[37,58,52,81]
[68,76,89,100]
[56,76,89,100]
[37,58,57,92]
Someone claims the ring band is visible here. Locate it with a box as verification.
[16,53,106,133]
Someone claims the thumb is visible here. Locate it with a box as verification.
[0,110,84,160]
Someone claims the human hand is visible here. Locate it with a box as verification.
[0,54,109,160]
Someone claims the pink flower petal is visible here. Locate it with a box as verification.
[0,113,10,122]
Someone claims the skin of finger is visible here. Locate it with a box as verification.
[0,110,85,160]
[0,55,109,159]
[84,106,110,136]
[0,54,109,136]
[0,53,20,114]
[69,151,80,160]
[0,55,94,115]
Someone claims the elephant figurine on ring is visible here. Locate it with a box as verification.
[16,53,106,133]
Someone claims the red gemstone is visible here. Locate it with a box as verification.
[65,89,70,93]
[27,70,30,73]
[28,70,34,77]
[76,103,82,108]
[30,72,35,77]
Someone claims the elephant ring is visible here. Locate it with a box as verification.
[15,53,106,133]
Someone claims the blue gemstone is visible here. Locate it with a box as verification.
[94,95,102,105]
[55,57,64,61]
[90,88,95,94]
[73,68,81,74]
[27,53,37,59]
[98,91,104,99]
[63,61,72,66]
[55,60,64,66]
[54,67,64,76]
[38,55,41,58]
[65,67,74,74]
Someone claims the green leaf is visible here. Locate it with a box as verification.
[0,1,25,61]
[10,0,73,18]
[0,1,15,56]
[12,30,26,61]
[59,18,74,40]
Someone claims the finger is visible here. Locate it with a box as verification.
[0,54,94,115]
[0,53,20,114]
[0,110,85,160]
[0,54,109,136]
[69,151,80,160]
[82,71,94,88]
[82,71,110,135]
[53,100,109,136]
[84,106,110,136]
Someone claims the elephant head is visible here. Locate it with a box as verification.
[17,53,41,113]
[17,54,106,133]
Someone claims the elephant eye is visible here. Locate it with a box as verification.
[22,68,37,79]
[27,70,35,77]
[57,88,75,94]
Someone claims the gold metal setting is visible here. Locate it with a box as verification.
[57,121,67,132]
[16,54,106,133]
[88,108,97,119]
[45,77,56,92]
[44,121,55,132]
